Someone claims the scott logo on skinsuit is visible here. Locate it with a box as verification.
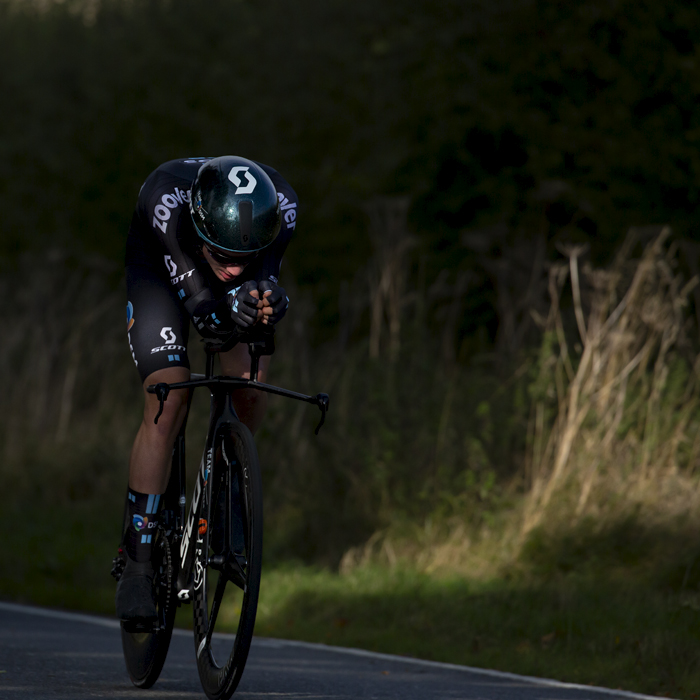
[164,255,177,277]
[160,327,177,344]
[171,269,195,285]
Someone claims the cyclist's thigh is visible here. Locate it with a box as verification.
[126,261,191,384]
[219,342,271,381]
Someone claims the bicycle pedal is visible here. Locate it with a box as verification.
[111,552,126,581]
[121,619,161,634]
[208,554,226,569]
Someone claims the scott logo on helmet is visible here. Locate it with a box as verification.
[228,166,257,195]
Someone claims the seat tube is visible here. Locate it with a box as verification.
[177,433,186,528]
[248,342,260,382]
[206,350,216,379]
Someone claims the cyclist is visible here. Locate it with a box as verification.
[116,156,297,624]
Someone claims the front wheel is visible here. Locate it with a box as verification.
[193,421,263,700]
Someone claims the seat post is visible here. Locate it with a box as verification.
[248,343,260,382]
[206,349,216,379]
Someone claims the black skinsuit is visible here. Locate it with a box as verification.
[125,157,298,382]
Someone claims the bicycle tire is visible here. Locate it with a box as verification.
[120,525,177,688]
[192,420,263,700]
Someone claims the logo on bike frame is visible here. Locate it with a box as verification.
[133,514,148,531]
[193,559,205,591]
[126,302,135,332]
[204,451,212,483]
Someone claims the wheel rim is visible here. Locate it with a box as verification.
[193,424,262,699]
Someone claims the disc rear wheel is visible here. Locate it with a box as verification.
[193,421,263,700]
[120,526,177,688]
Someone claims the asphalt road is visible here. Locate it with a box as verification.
[0,602,661,700]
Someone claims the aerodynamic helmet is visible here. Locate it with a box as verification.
[189,156,281,253]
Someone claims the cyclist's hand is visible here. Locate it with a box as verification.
[258,280,289,325]
[227,280,263,327]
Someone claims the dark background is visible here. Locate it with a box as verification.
[2,0,700,556]
[2,0,698,340]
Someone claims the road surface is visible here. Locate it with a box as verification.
[0,602,663,700]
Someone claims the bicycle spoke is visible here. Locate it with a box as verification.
[204,571,228,649]
[228,557,247,591]
[240,483,251,549]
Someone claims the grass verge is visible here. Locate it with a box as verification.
[0,500,121,615]
[4,503,700,700]
[255,564,700,699]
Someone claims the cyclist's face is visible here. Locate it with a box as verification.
[202,246,255,282]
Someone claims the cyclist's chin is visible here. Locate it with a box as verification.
[214,267,244,282]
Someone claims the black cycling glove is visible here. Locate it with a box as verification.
[259,279,289,325]
[227,280,260,327]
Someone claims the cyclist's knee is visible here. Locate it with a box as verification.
[141,368,189,434]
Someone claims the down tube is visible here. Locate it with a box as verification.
[177,433,215,600]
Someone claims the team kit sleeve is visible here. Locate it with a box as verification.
[137,161,234,335]
[255,170,298,285]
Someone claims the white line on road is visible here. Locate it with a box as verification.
[0,600,121,630]
[0,600,670,700]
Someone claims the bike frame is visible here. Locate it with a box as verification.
[147,328,329,606]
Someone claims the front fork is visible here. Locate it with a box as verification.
[176,392,237,601]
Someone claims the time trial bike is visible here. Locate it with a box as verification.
[111,325,329,699]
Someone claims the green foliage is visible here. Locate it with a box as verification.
[0,249,533,569]
[0,497,121,612]
[259,317,534,564]
[2,0,700,333]
[254,563,700,699]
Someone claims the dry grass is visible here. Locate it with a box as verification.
[522,228,700,539]
[4,227,700,578]
[0,251,139,499]
[336,228,700,581]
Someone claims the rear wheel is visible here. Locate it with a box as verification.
[120,525,177,688]
[192,421,263,700]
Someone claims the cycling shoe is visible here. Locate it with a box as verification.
[115,555,157,625]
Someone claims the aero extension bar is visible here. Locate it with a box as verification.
[146,326,330,434]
